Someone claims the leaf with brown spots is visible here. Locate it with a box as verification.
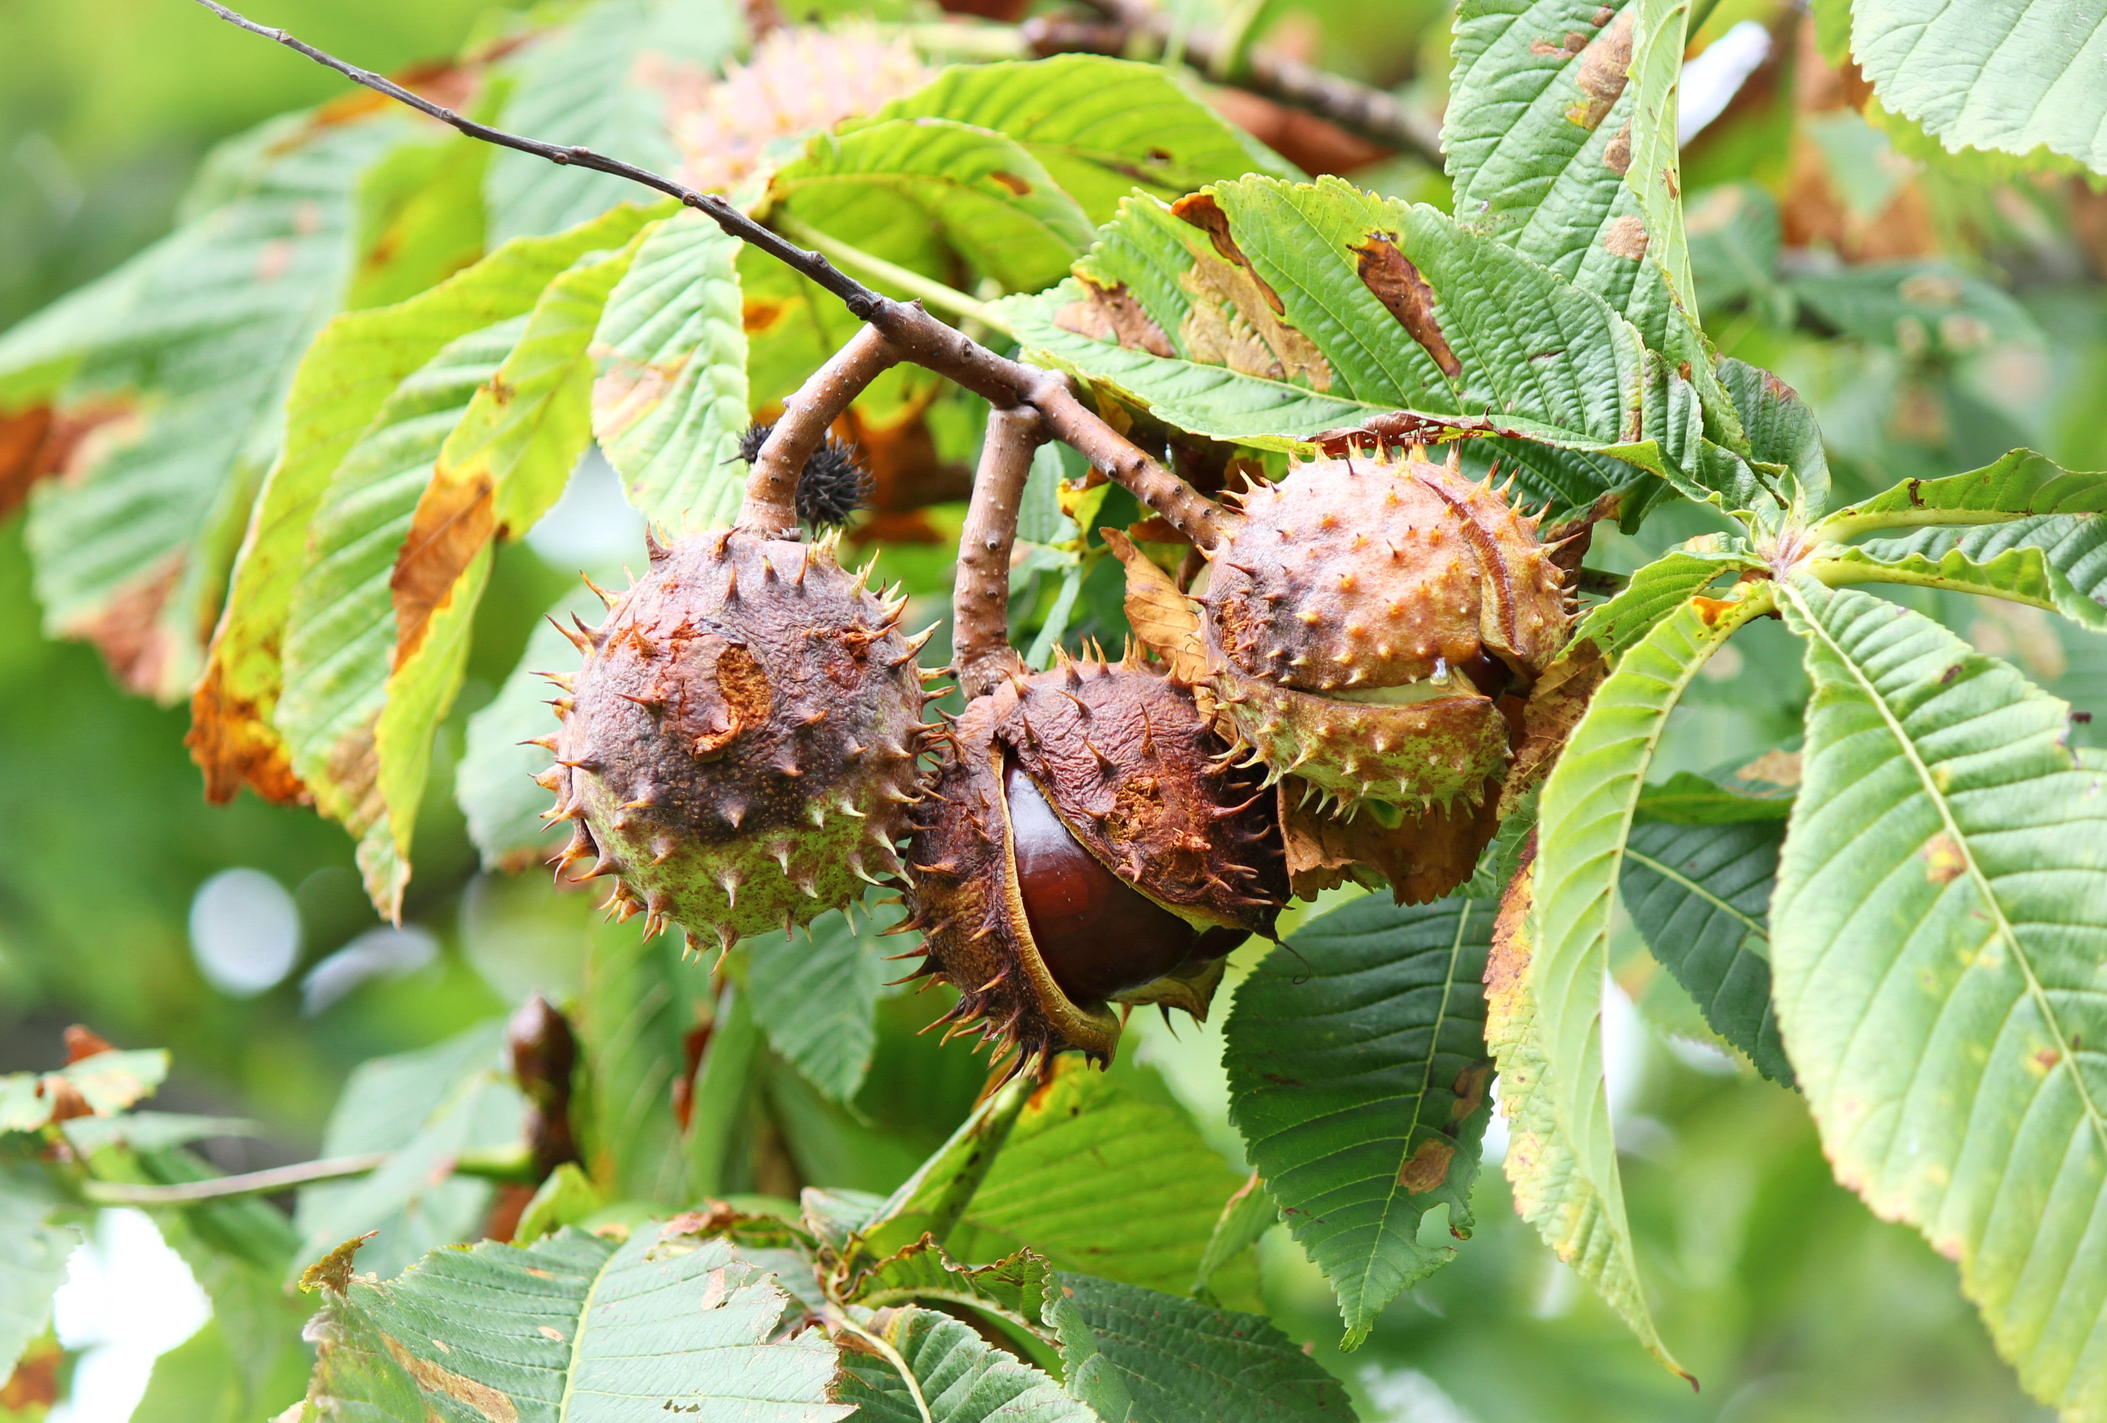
[193,204,657,809]
[1055,277,1175,358]
[1224,891,1498,1346]
[8,107,419,709]
[300,1227,848,1422]
[279,226,649,915]
[1772,582,2107,1419]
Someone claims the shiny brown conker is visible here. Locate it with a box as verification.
[899,653,1288,1068]
[1004,763,1203,1003]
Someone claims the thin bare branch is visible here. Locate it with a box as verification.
[955,407,1046,697]
[188,0,1233,551]
[80,1152,390,1205]
[1026,0,1444,165]
[187,0,884,316]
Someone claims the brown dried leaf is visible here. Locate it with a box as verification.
[63,1025,115,1063]
[300,1232,378,1296]
[1178,253,1333,390]
[1055,278,1174,358]
[1500,640,1607,818]
[1102,529,1205,683]
[1352,234,1463,379]
[390,470,494,671]
[0,1338,62,1411]
[65,552,184,696]
[188,663,314,806]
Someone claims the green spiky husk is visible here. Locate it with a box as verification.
[540,528,935,954]
[1207,657,1512,809]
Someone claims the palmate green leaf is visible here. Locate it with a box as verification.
[1633,767,1792,824]
[1716,356,1829,517]
[486,0,738,242]
[1851,0,2107,174]
[1049,1273,1354,1423]
[745,905,891,1104]
[1620,0,1696,317]
[1,108,419,702]
[837,1305,1092,1423]
[365,223,660,909]
[1772,579,2107,1419]
[271,316,521,906]
[766,118,1096,295]
[1788,261,2041,357]
[1505,584,1775,1377]
[590,210,749,531]
[577,914,713,1206]
[849,1071,1035,1266]
[1222,894,1496,1347]
[855,55,1294,225]
[278,215,656,912]
[1447,2,1686,337]
[1567,543,1763,659]
[0,1161,75,1383]
[1002,176,1657,488]
[348,131,490,313]
[293,1021,524,1280]
[193,202,655,810]
[300,1225,850,1423]
[1619,820,1791,1082]
[941,1059,1262,1309]
[1820,447,2107,540]
[1191,1174,1278,1299]
[1819,514,2107,635]
[850,1237,1053,1330]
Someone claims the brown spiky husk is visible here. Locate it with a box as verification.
[898,653,1287,1068]
[1200,448,1570,808]
[539,528,935,954]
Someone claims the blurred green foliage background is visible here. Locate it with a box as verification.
[3,0,2095,1419]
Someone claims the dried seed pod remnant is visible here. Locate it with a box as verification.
[537,527,939,955]
[1201,446,1571,809]
[900,653,1288,1069]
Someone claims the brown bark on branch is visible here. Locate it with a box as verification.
[1024,0,1443,166]
[953,407,1045,697]
[188,0,1237,550]
[741,325,899,534]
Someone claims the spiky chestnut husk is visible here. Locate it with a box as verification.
[538,528,937,954]
[897,653,1288,1069]
[1201,447,1569,808]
